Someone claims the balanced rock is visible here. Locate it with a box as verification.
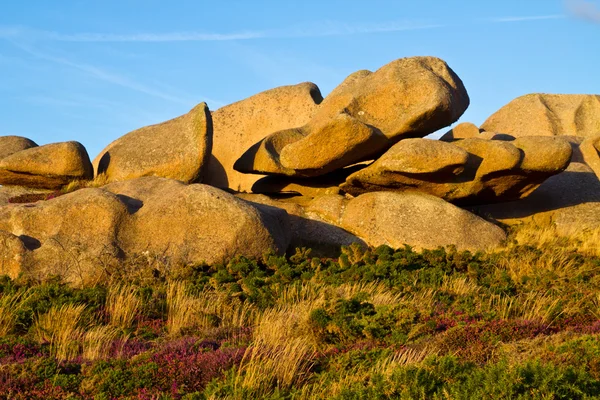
[235,56,469,178]
[481,94,600,138]
[341,137,572,205]
[310,191,506,251]
[0,141,93,189]
[94,103,212,184]
[0,136,38,160]
[206,83,322,192]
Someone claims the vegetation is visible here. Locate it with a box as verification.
[1,223,600,399]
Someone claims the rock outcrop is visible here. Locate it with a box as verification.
[206,83,322,192]
[481,94,600,138]
[341,137,572,204]
[0,136,38,160]
[94,103,212,184]
[235,56,469,178]
[0,177,291,285]
[0,141,93,189]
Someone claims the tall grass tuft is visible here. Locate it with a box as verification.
[166,281,198,336]
[106,285,142,330]
[82,325,121,360]
[33,303,87,361]
[0,290,31,336]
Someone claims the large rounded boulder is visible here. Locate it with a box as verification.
[310,191,506,252]
[481,94,600,138]
[94,103,212,184]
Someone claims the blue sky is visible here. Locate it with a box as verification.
[1,0,599,159]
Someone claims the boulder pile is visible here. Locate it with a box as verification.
[1,55,599,285]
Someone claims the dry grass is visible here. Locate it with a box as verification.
[0,290,30,337]
[511,223,600,258]
[166,281,198,336]
[106,285,142,330]
[82,325,121,360]
[486,291,563,325]
[234,337,316,396]
[33,304,87,361]
[166,282,255,337]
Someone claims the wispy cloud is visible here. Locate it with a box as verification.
[490,15,566,23]
[566,0,600,22]
[0,13,567,44]
[9,42,224,107]
[0,21,445,43]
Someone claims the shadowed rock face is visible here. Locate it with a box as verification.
[0,177,290,286]
[234,56,469,179]
[236,193,366,257]
[206,82,322,193]
[340,137,573,205]
[0,141,93,189]
[94,103,212,184]
[467,158,600,239]
[481,94,600,138]
[0,136,38,160]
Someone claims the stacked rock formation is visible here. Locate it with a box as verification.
[1,55,599,285]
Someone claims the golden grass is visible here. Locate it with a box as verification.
[486,291,563,325]
[166,281,197,336]
[166,282,256,337]
[33,304,87,361]
[106,285,142,330]
[0,290,30,337]
[510,223,600,258]
[82,325,121,361]
[234,337,316,395]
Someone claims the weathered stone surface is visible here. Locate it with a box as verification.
[0,230,29,279]
[235,56,469,178]
[95,103,212,184]
[206,83,321,192]
[0,136,38,160]
[481,94,600,138]
[338,192,506,251]
[0,188,128,285]
[237,193,365,257]
[0,141,93,189]
[440,122,481,141]
[0,177,292,284]
[341,137,571,205]
[103,177,290,265]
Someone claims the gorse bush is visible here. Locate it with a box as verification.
[0,224,600,398]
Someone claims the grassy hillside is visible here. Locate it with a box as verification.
[1,224,600,399]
